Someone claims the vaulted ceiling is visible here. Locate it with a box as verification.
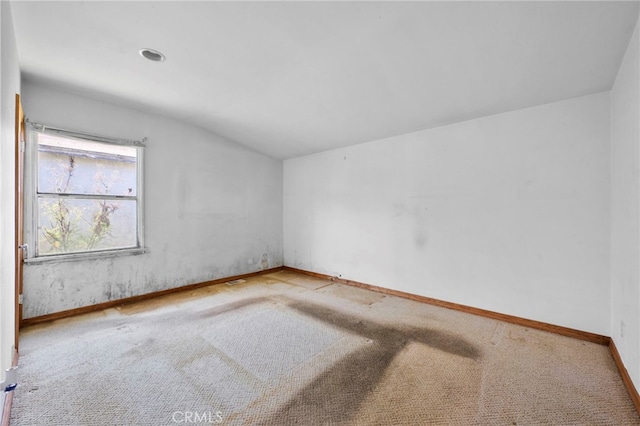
[10,1,640,159]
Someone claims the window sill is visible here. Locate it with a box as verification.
[24,247,147,265]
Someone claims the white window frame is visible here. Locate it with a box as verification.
[24,121,146,263]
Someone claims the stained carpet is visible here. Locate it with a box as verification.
[9,270,640,425]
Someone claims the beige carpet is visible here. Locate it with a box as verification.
[9,270,640,425]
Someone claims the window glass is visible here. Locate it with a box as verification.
[32,131,141,257]
[37,133,137,196]
[37,198,137,255]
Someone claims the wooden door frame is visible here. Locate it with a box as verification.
[14,93,24,350]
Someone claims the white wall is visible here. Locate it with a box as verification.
[21,81,283,318]
[611,12,640,392]
[0,0,20,413]
[284,93,611,335]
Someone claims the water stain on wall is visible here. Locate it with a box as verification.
[260,253,269,270]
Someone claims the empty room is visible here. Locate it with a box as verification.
[2,1,640,424]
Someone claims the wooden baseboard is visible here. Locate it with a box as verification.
[1,348,19,426]
[609,339,640,416]
[282,266,610,346]
[21,267,283,327]
[23,263,612,345]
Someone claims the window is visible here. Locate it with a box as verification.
[25,123,145,260]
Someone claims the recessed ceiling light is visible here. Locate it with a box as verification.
[139,48,166,62]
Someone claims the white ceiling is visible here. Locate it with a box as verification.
[10,1,640,160]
